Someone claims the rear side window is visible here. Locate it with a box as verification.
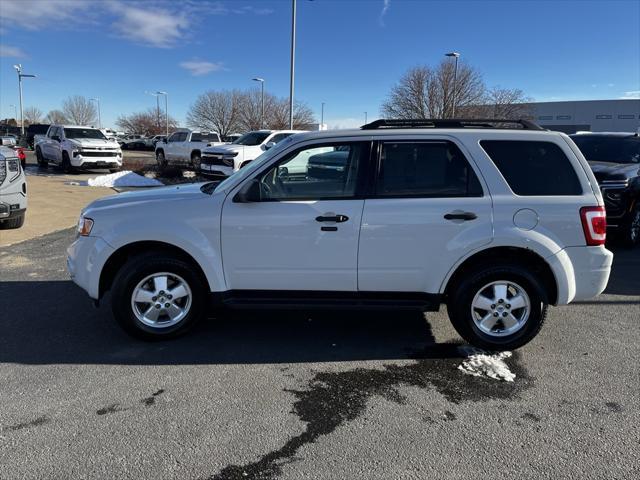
[191,132,220,142]
[376,141,483,197]
[480,140,583,196]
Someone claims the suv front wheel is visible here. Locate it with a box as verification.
[111,253,207,339]
[447,264,547,350]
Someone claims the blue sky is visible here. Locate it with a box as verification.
[1,0,639,129]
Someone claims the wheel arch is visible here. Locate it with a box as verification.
[442,246,558,305]
[99,240,209,299]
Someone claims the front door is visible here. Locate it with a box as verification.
[221,140,371,291]
[358,139,493,294]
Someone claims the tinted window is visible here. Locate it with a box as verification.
[377,141,482,197]
[258,142,367,200]
[481,140,583,196]
[191,132,220,142]
[233,132,271,146]
[571,136,640,164]
[64,128,106,139]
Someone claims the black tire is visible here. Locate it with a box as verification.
[36,147,48,168]
[156,150,167,171]
[61,152,74,174]
[190,151,201,170]
[447,264,548,351]
[619,204,640,248]
[0,214,25,230]
[110,253,207,340]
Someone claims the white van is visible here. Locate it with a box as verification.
[0,146,27,230]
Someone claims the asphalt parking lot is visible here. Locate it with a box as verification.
[0,223,638,479]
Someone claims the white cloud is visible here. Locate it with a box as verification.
[620,90,640,99]
[0,0,95,29]
[0,45,27,58]
[379,0,391,26]
[179,60,224,76]
[107,2,190,48]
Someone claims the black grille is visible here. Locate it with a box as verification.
[81,151,119,157]
[202,154,233,166]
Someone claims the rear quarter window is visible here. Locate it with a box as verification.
[480,140,583,196]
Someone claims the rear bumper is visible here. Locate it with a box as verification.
[547,246,613,305]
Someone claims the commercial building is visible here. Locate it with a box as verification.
[526,99,639,133]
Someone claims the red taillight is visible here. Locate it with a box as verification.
[580,206,607,246]
[14,147,25,160]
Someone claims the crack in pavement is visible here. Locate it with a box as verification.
[208,345,532,480]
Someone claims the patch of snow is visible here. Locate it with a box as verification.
[87,170,163,188]
[458,348,515,382]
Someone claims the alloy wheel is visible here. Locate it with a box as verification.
[131,272,192,328]
[470,280,531,337]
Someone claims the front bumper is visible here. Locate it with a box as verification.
[0,186,27,218]
[67,235,115,299]
[72,153,122,169]
[547,246,613,305]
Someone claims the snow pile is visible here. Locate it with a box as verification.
[458,349,515,382]
[87,170,163,188]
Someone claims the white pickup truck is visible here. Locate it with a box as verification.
[35,125,122,173]
[155,130,226,170]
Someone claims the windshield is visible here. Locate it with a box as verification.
[64,128,107,140]
[571,136,640,164]
[217,135,296,191]
[232,131,271,146]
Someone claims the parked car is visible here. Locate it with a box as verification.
[68,119,613,350]
[121,138,150,150]
[35,125,122,173]
[199,130,305,176]
[155,130,225,170]
[222,133,242,143]
[570,132,640,246]
[26,123,50,149]
[0,135,17,146]
[0,145,27,230]
[149,135,167,147]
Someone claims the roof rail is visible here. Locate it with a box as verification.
[361,118,544,131]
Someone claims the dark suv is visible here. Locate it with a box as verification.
[570,132,640,246]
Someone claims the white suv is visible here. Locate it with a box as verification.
[36,125,122,173]
[199,129,305,176]
[0,146,27,229]
[67,119,613,350]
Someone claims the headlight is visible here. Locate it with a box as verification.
[77,216,94,236]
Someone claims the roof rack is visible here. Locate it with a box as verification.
[361,118,544,131]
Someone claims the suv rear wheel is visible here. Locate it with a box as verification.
[156,150,167,172]
[111,253,207,339]
[447,264,547,350]
[35,147,47,168]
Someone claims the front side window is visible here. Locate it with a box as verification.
[257,142,367,201]
[168,133,181,142]
[376,141,482,197]
[65,128,107,140]
[481,140,583,195]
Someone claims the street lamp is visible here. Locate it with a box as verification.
[13,64,36,136]
[288,0,297,129]
[252,77,265,129]
[321,102,325,126]
[90,98,101,128]
[364,111,368,124]
[445,52,460,118]
[156,91,169,136]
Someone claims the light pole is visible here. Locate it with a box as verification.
[90,98,101,128]
[252,77,265,129]
[288,0,297,129]
[445,52,460,118]
[13,64,36,136]
[321,102,325,126]
[364,111,368,124]
[156,91,168,136]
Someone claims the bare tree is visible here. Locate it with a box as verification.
[266,98,316,130]
[116,108,179,135]
[62,95,97,126]
[475,87,534,119]
[381,61,527,120]
[45,110,68,124]
[23,106,43,125]
[186,90,243,137]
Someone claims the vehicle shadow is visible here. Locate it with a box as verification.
[602,245,640,296]
[0,280,460,366]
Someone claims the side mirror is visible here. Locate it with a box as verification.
[233,179,261,203]
[262,141,277,151]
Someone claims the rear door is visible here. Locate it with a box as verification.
[358,138,493,294]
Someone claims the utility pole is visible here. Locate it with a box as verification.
[90,98,101,128]
[288,0,296,129]
[156,91,169,136]
[252,78,265,128]
[321,102,325,126]
[13,64,36,136]
[445,52,460,118]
